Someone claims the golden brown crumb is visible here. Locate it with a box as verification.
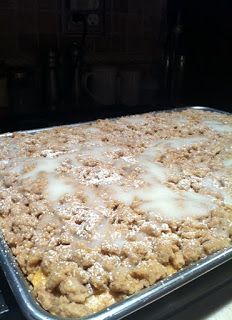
[0,109,231,318]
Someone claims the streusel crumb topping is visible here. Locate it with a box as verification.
[0,109,231,318]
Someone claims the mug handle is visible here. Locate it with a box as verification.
[82,72,101,103]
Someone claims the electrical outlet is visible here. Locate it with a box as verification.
[87,14,99,26]
[62,0,105,35]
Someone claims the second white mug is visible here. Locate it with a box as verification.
[83,66,117,105]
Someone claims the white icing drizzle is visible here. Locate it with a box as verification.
[121,114,147,125]
[46,175,75,201]
[83,127,101,134]
[22,157,76,201]
[121,156,137,164]
[224,159,232,167]
[178,117,187,124]
[223,193,232,206]
[202,176,232,206]
[23,158,60,178]
[12,126,229,223]
[114,136,218,219]
[76,214,126,249]
[164,136,207,148]
[203,120,232,133]
[90,220,126,249]
[79,144,122,162]
[114,184,216,219]
[141,162,166,182]
[138,137,206,185]
[2,113,232,251]
[142,137,206,161]
[80,167,121,185]
[40,149,65,158]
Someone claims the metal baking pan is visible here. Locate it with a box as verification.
[0,106,232,320]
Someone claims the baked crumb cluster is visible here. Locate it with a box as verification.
[0,109,232,318]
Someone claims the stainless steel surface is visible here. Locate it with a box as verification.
[0,106,231,320]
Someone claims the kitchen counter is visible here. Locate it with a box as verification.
[169,285,232,320]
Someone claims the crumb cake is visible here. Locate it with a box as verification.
[0,109,232,318]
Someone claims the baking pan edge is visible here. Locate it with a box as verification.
[0,105,231,320]
[0,105,231,138]
[1,233,232,320]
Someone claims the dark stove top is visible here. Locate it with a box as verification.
[0,268,24,320]
[1,260,232,320]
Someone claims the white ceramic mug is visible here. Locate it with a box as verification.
[119,70,141,106]
[83,66,117,105]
